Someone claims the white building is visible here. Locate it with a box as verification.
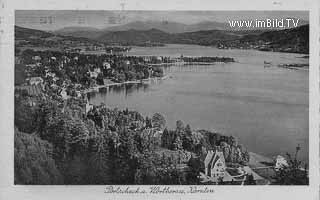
[76,91,82,98]
[29,77,43,85]
[60,88,68,100]
[85,102,93,114]
[52,76,59,82]
[62,56,70,64]
[102,61,111,69]
[45,71,56,78]
[143,57,151,62]
[275,155,289,171]
[156,56,162,61]
[204,150,226,180]
[32,55,41,61]
[89,71,98,78]
[94,67,101,74]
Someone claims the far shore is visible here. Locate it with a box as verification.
[148,61,233,66]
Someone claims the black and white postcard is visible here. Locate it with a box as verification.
[0,0,319,200]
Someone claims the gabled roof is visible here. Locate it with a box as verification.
[210,151,225,169]
[204,150,214,167]
[204,150,225,169]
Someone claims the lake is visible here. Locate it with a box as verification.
[88,44,309,162]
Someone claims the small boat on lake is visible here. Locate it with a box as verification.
[264,61,272,67]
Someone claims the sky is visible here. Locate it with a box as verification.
[15,10,309,31]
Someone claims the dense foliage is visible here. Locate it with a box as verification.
[14,89,251,185]
[14,128,63,184]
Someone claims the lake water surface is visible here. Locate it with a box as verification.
[88,44,309,162]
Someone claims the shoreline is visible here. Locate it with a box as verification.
[278,66,309,71]
[83,75,169,93]
[148,61,233,66]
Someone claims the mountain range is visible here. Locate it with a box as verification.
[52,20,230,39]
[52,19,309,39]
[95,28,245,45]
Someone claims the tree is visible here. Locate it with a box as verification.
[172,135,183,150]
[161,128,170,148]
[186,156,201,184]
[176,120,184,132]
[273,146,308,185]
[145,116,152,128]
[14,97,38,133]
[14,128,63,184]
[96,73,104,85]
[244,174,256,185]
[182,124,193,151]
[151,113,166,130]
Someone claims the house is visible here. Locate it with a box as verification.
[26,64,37,68]
[89,71,98,78]
[60,88,68,100]
[74,48,82,53]
[143,57,151,62]
[45,71,56,78]
[62,56,70,64]
[75,90,82,98]
[94,67,101,74]
[275,155,288,171]
[204,150,226,180]
[156,56,162,62]
[50,83,59,90]
[102,61,111,69]
[85,101,93,114]
[29,77,43,85]
[147,68,153,78]
[32,55,41,61]
[52,76,59,82]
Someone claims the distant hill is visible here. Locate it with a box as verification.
[96,28,243,46]
[184,21,229,32]
[53,26,102,39]
[96,28,171,45]
[239,24,309,53]
[172,30,242,45]
[241,24,308,42]
[53,20,231,38]
[15,25,96,43]
[97,20,230,33]
[15,25,53,39]
[104,20,188,34]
